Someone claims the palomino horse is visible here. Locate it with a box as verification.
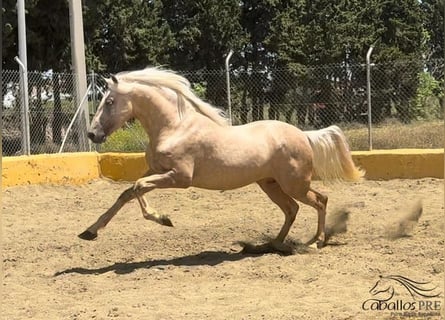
[79,67,363,252]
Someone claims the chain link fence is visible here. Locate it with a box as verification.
[3,70,98,155]
[224,59,444,128]
[2,58,443,156]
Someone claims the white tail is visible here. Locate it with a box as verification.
[305,126,364,181]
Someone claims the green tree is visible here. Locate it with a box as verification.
[296,0,426,123]
[27,0,71,71]
[2,0,20,70]
[421,0,444,116]
[421,0,444,60]
[263,0,307,124]
[238,0,280,121]
[84,0,175,72]
[161,0,245,108]
[373,0,426,122]
[27,1,72,145]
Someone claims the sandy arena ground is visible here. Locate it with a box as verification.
[3,178,444,319]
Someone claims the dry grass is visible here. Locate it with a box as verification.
[343,119,444,151]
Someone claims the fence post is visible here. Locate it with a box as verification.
[366,45,375,151]
[14,57,30,156]
[16,0,31,155]
[225,50,234,125]
[69,0,90,151]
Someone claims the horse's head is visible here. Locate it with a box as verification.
[88,75,134,144]
[369,276,394,300]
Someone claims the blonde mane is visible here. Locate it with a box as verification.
[116,67,228,126]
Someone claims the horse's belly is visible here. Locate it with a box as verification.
[191,166,268,190]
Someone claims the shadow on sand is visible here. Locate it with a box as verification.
[54,236,346,277]
[54,250,258,276]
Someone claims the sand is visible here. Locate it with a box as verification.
[3,178,444,319]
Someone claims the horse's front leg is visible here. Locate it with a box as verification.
[78,169,155,240]
[78,186,137,240]
[135,193,174,227]
[78,168,191,240]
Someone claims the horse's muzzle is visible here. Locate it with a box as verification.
[87,131,106,144]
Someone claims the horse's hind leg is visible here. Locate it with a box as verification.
[295,188,328,248]
[259,180,299,243]
[245,178,299,254]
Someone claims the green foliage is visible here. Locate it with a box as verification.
[83,0,176,72]
[192,83,207,98]
[160,0,245,106]
[411,72,443,120]
[2,0,19,70]
[161,0,245,70]
[421,0,444,59]
[376,0,426,62]
[265,0,306,67]
[2,0,441,72]
[2,0,71,71]
[99,121,147,153]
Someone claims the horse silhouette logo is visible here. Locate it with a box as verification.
[362,275,442,312]
[370,275,441,301]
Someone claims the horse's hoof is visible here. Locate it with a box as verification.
[316,240,325,249]
[308,240,325,249]
[78,230,97,241]
[160,215,174,227]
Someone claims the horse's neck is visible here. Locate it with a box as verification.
[133,86,183,141]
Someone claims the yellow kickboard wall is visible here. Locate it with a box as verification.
[98,153,148,182]
[353,149,443,180]
[2,149,443,188]
[2,152,100,187]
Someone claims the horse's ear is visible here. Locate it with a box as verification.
[101,75,112,87]
[111,74,118,84]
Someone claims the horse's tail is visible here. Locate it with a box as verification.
[304,125,364,182]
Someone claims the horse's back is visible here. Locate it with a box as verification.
[234,120,312,159]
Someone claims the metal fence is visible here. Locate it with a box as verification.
[2,58,443,156]
[4,70,86,155]
[222,59,444,128]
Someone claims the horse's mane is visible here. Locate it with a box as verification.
[383,275,440,299]
[116,67,228,126]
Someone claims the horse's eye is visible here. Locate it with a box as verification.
[106,97,114,105]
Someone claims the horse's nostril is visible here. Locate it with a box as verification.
[87,132,95,141]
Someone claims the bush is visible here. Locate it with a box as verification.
[99,121,147,152]
[411,72,442,120]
